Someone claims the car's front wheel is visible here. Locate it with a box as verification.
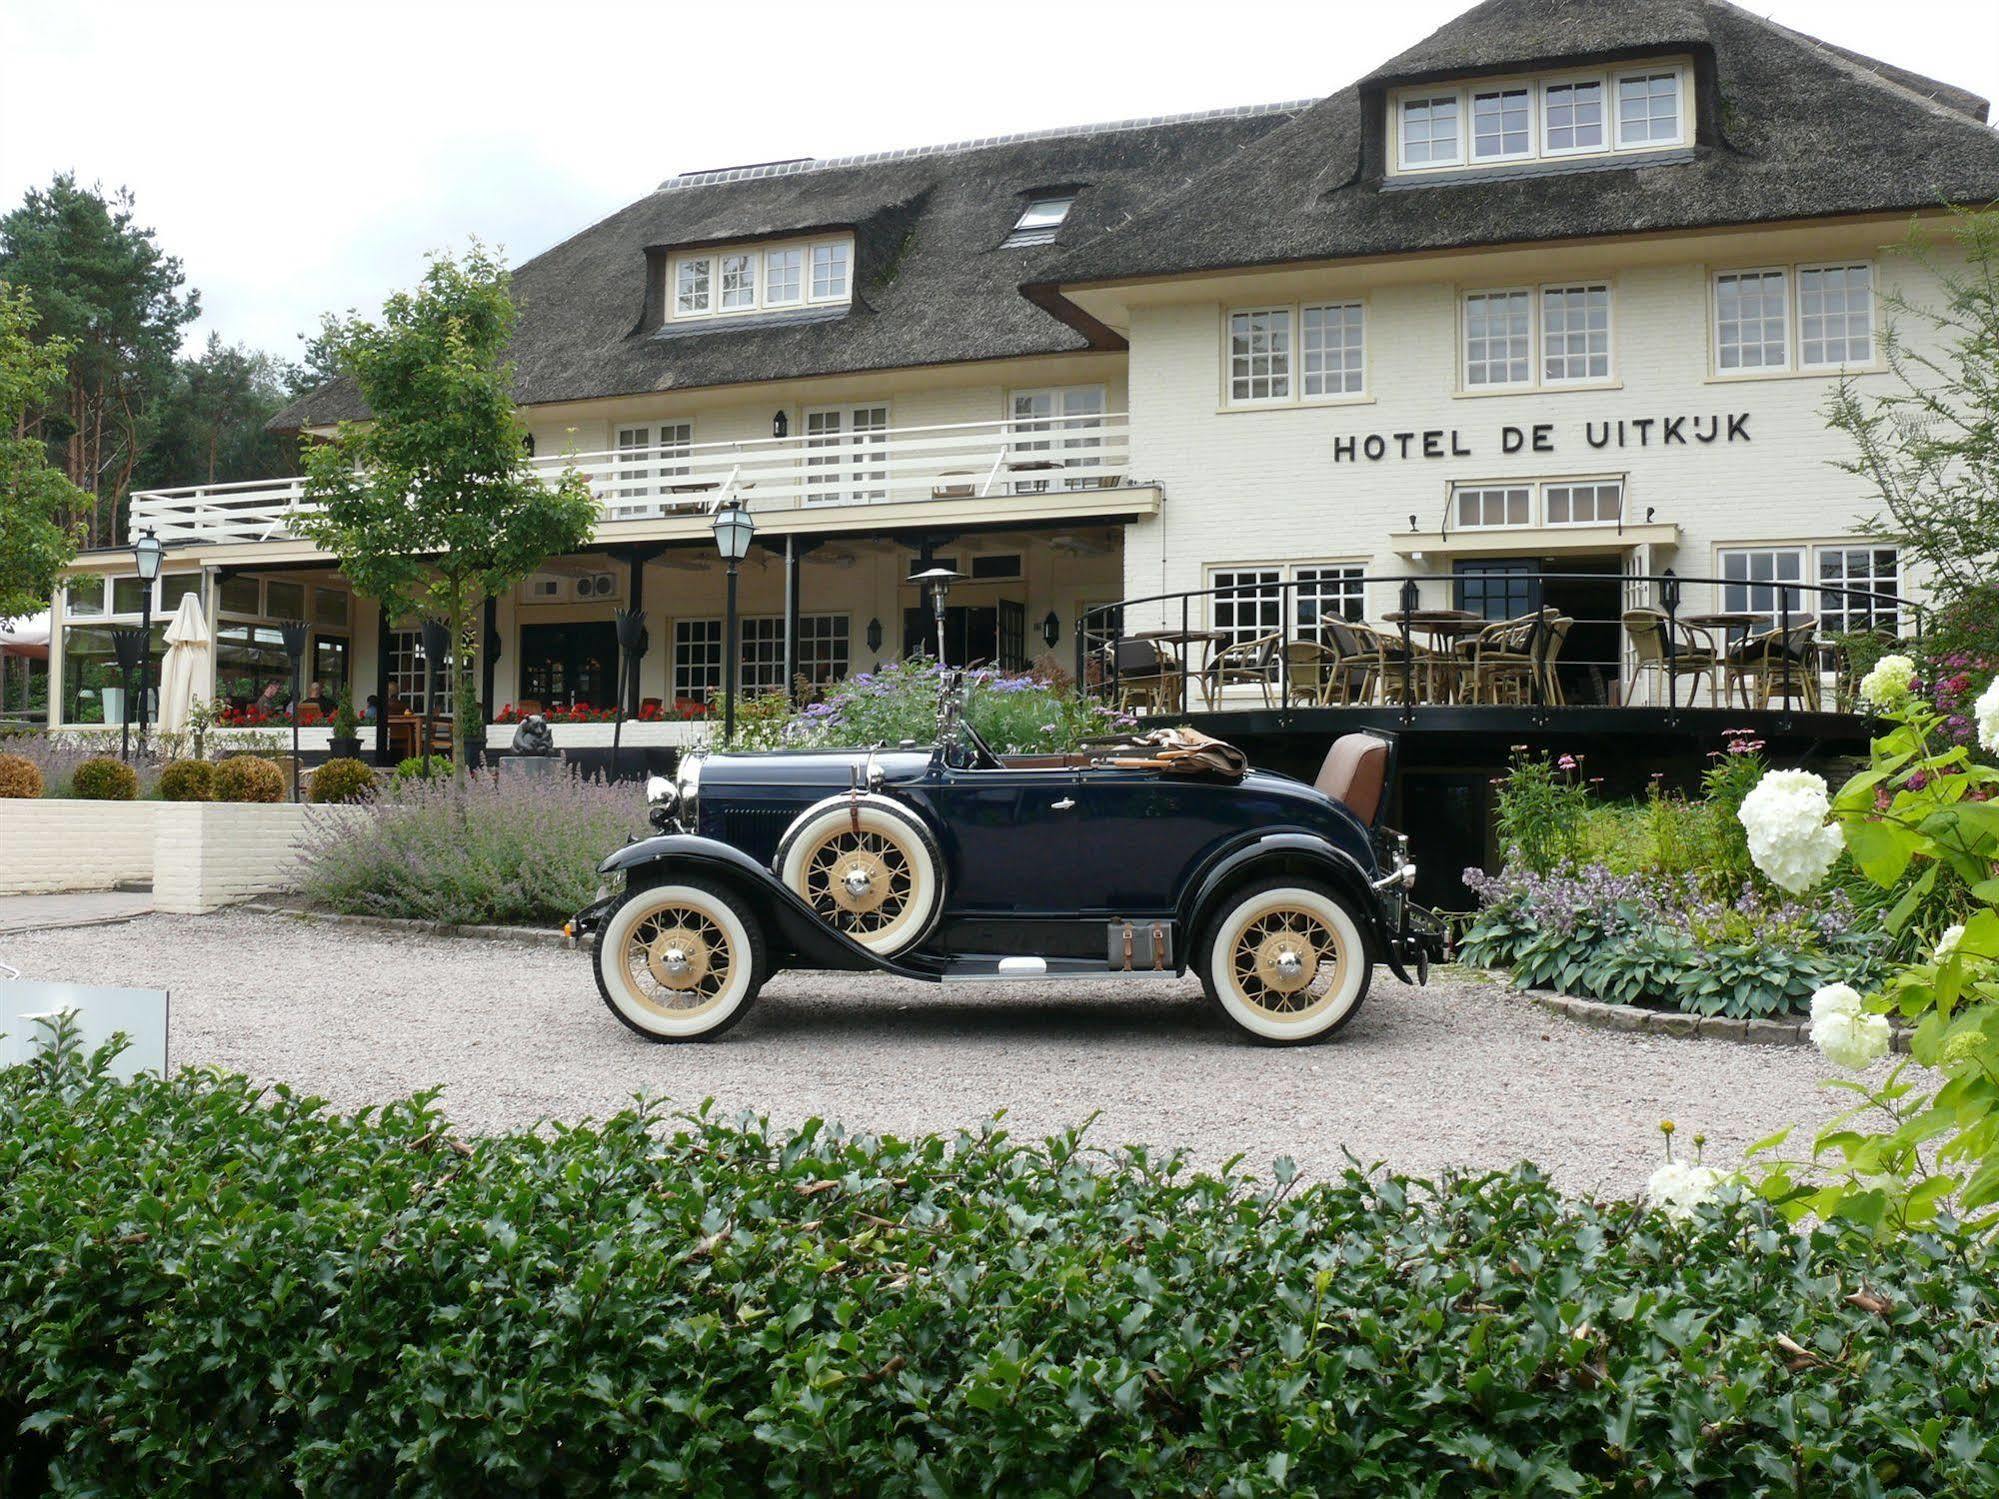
[594,879,767,1041]
[1198,880,1372,1045]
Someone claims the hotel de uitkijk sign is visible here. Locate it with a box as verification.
[1332,411,1752,463]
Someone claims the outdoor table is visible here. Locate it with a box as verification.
[1379,611,1483,703]
[1137,628,1230,708]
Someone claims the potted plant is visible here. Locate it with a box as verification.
[329,690,362,761]
[462,697,488,771]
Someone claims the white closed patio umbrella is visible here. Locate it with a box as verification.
[157,592,212,734]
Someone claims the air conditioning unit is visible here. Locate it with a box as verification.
[524,574,563,601]
[577,573,617,600]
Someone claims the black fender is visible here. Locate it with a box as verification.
[593,835,942,978]
[1177,830,1403,976]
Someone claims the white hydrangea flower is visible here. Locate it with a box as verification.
[1978,676,1999,757]
[1936,924,1965,961]
[1811,1007,1892,1071]
[1810,983,1865,1022]
[1646,1160,1724,1221]
[1738,769,1845,894]
[1857,653,1916,710]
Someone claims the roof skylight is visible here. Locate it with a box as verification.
[1002,195,1076,247]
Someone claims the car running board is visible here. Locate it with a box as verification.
[935,955,1185,984]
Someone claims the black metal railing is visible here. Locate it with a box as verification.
[1076,569,1917,726]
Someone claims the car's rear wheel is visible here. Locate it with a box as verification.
[775,796,944,957]
[594,879,767,1041]
[1198,880,1372,1046]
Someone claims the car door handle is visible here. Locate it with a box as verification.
[1050,797,1076,810]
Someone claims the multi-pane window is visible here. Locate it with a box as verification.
[1010,386,1105,491]
[803,404,889,504]
[1720,548,1806,629]
[1211,568,1283,650]
[1818,546,1900,634]
[738,617,789,694]
[1544,481,1622,526]
[1715,269,1790,371]
[1541,283,1610,382]
[1617,71,1681,144]
[1294,566,1366,630]
[1464,290,1532,386]
[1472,88,1531,160]
[1542,79,1604,152]
[811,241,849,299]
[1399,95,1461,167]
[1003,196,1075,248]
[764,247,803,305]
[613,422,691,501]
[1227,308,1292,402]
[669,237,851,322]
[389,629,454,715]
[673,619,724,703]
[1454,486,1532,530]
[795,614,851,685]
[719,253,757,310]
[675,258,711,316]
[1798,264,1874,368]
[1301,302,1365,397]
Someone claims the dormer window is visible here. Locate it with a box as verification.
[666,234,853,323]
[1391,59,1689,176]
[1003,195,1076,248]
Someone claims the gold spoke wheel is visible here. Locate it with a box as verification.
[622,904,734,1018]
[801,828,918,936]
[1221,896,1352,1026]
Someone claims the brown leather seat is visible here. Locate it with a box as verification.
[1314,734,1388,824]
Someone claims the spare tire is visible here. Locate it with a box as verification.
[774,793,946,957]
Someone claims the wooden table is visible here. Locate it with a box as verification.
[1379,611,1484,702]
[1133,628,1227,708]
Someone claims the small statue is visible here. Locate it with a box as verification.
[514,713,556,757]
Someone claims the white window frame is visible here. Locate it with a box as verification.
[1390,61,1689,177]
[1712,266,1792,374]
[718,251,757,311]
[1450,483,1536,531]
[1538,282,1613,386]
[1543,478,1624,527]
[1815,544,1901,636]
[1462,288,1535,389]
[1223,301,1367,408]
[1003,195,1076,248]
[1613,68,1686,149]
[671,617,725,704]
[667,235,854,324]
[1470,85,1534,163]
[1300,301,1367,398]
[1291,563,1369,632]
[1007,385,1107,491]
[1796,262,1876,371]
[1717,546,1808,629]
[1207,567,1285,651]
[802,402,890,505]
[1225,306,1294,405]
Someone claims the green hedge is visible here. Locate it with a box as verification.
[4,1047,1998,1494]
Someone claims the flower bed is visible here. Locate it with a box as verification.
[5,1045,1998,1493]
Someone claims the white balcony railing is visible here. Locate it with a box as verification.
[128,413,1134,547]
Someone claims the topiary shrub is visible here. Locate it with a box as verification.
[393,754,453,781]
[157,759,217,803]
[309,757,377,805]
[0,754,42,799]
[213,754,285,804]
[69,757,139,801]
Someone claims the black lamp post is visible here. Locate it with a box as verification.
[279,619,308,801]
[109,626,144,764]
[612,607,647,782]
[130,527,165,758]
[711,500,756,744]
[909,566,964,666]
[420,616,450,779]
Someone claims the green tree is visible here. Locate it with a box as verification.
[0,176,199,546]
[297,244,597,780]
[0,282,86,622]
[1825,206,1999,614]
[135,333,298,492]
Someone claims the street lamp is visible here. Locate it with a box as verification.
[130,528,165,757]
[279,619,308,801]
[420,616,450,779]
[711,500,756,744]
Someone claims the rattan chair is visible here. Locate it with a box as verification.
[1280,640,1341,706]
[1725,619,1821,710]
[1320,620,1377,705]
[1354,622,1428,704]
[1108,638,1181,715]
[1460,613,1541,704]
[1202,633,1279,708]
[1623,609,1718,707]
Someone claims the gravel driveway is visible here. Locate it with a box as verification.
[2,912,1863,1197]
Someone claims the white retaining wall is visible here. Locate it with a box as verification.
[0,800,160,894]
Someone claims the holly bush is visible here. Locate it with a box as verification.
[5,1040,1999,1494]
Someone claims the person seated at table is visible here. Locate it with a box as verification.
[361,694,380,722]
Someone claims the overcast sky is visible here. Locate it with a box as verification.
[3,0,1995,364]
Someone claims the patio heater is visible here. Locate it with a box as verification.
[108,626,144,764]
[420,617,451,779]
[278,619,308,801]
[711,500,756,744]
[130,527,165,757]
[909,566,965,667]
[611,608,647,782]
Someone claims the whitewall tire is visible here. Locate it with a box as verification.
[1199,880,1372,1046]
[594,880,766,1041]
[774,796,945,957]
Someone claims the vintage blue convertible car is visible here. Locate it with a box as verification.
[569,688,1439,1046]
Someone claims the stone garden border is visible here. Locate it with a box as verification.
[239,903,569,948]
[1493,974,1915,1052]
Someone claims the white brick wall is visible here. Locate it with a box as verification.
[153,803,371,915]
[0,801,159,894]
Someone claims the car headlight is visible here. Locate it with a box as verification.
[673,752,703,832]
[645,773,679,832]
